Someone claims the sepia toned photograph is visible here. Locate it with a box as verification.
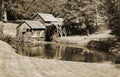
[0,0,120,77]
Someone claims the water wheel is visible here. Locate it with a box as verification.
[45,24,58,41]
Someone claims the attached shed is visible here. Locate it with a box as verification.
[56,18,64,26]
[16,20,46,42]
[32,13,58,26]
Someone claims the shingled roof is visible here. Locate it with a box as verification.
[37,13,58,22]
[56,18,64,22]
[17,20,46,29]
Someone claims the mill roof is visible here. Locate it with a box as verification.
[17,20,46,29]
[37,13,58,22]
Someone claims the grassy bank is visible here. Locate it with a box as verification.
[0,34,16,48]
[0,40,119,77]
[55,30,115,46]
[87,38,120,63]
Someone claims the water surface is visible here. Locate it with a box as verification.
[15,42,116,62]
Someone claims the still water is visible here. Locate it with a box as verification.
[15,42,116,62]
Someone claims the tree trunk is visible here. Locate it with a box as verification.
[0,0,2,20]
[0,0,4,21]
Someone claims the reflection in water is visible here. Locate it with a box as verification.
[15,42,116,62]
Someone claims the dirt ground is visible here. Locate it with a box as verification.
[3,22,18,37]
[55,30,115,46]
[0,40,119,77]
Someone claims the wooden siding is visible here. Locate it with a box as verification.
[16,22,45,42]
[32,15,45,25]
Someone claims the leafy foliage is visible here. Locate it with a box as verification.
[1,0,108,35]
[0,34,15,45]
[58,0,106,35]
[3,0,67,20]
[87,39,116,51]
[106,0,120,36]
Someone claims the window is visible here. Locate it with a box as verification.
[46,21,51,23]
[27,29,32,32]
[22,32,26,35]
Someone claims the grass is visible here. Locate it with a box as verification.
[0,34,16,48]
[0,40,119,77]
[115,64,120,69]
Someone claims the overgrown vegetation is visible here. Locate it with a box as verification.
[0,0,108,35]
[0,22,15,47]
[2,0,67,20]
[106,0,120,37]
[87,39,117,51]
[59,0,106,35]
[109,42,120,56]
[0,34,15,45]
[86,0,120,63]
[1,0,119,36]
[106,0,120,63]
[87,39,120,63]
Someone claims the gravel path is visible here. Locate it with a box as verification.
[0,40,119,77]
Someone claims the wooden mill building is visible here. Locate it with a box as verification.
[32,13,58,26]
[32,13,66,37]
[16,20,46,42]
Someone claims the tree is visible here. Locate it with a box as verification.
[58,0,105,35]
[1,0,67,20]
[105,0,120,36]
[0,0,4,20]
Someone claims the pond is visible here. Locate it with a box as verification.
[15,42,116,63]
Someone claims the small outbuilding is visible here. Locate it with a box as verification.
[16,20,46,42]
[32,13,58,26]
[56,18,64,26]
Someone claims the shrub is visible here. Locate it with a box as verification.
[87,39,120,63]
[0,34,15,45]
[87,39,117,51]
[109,42,120,56]
[110,15,120,36]
[115,56,120,64]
